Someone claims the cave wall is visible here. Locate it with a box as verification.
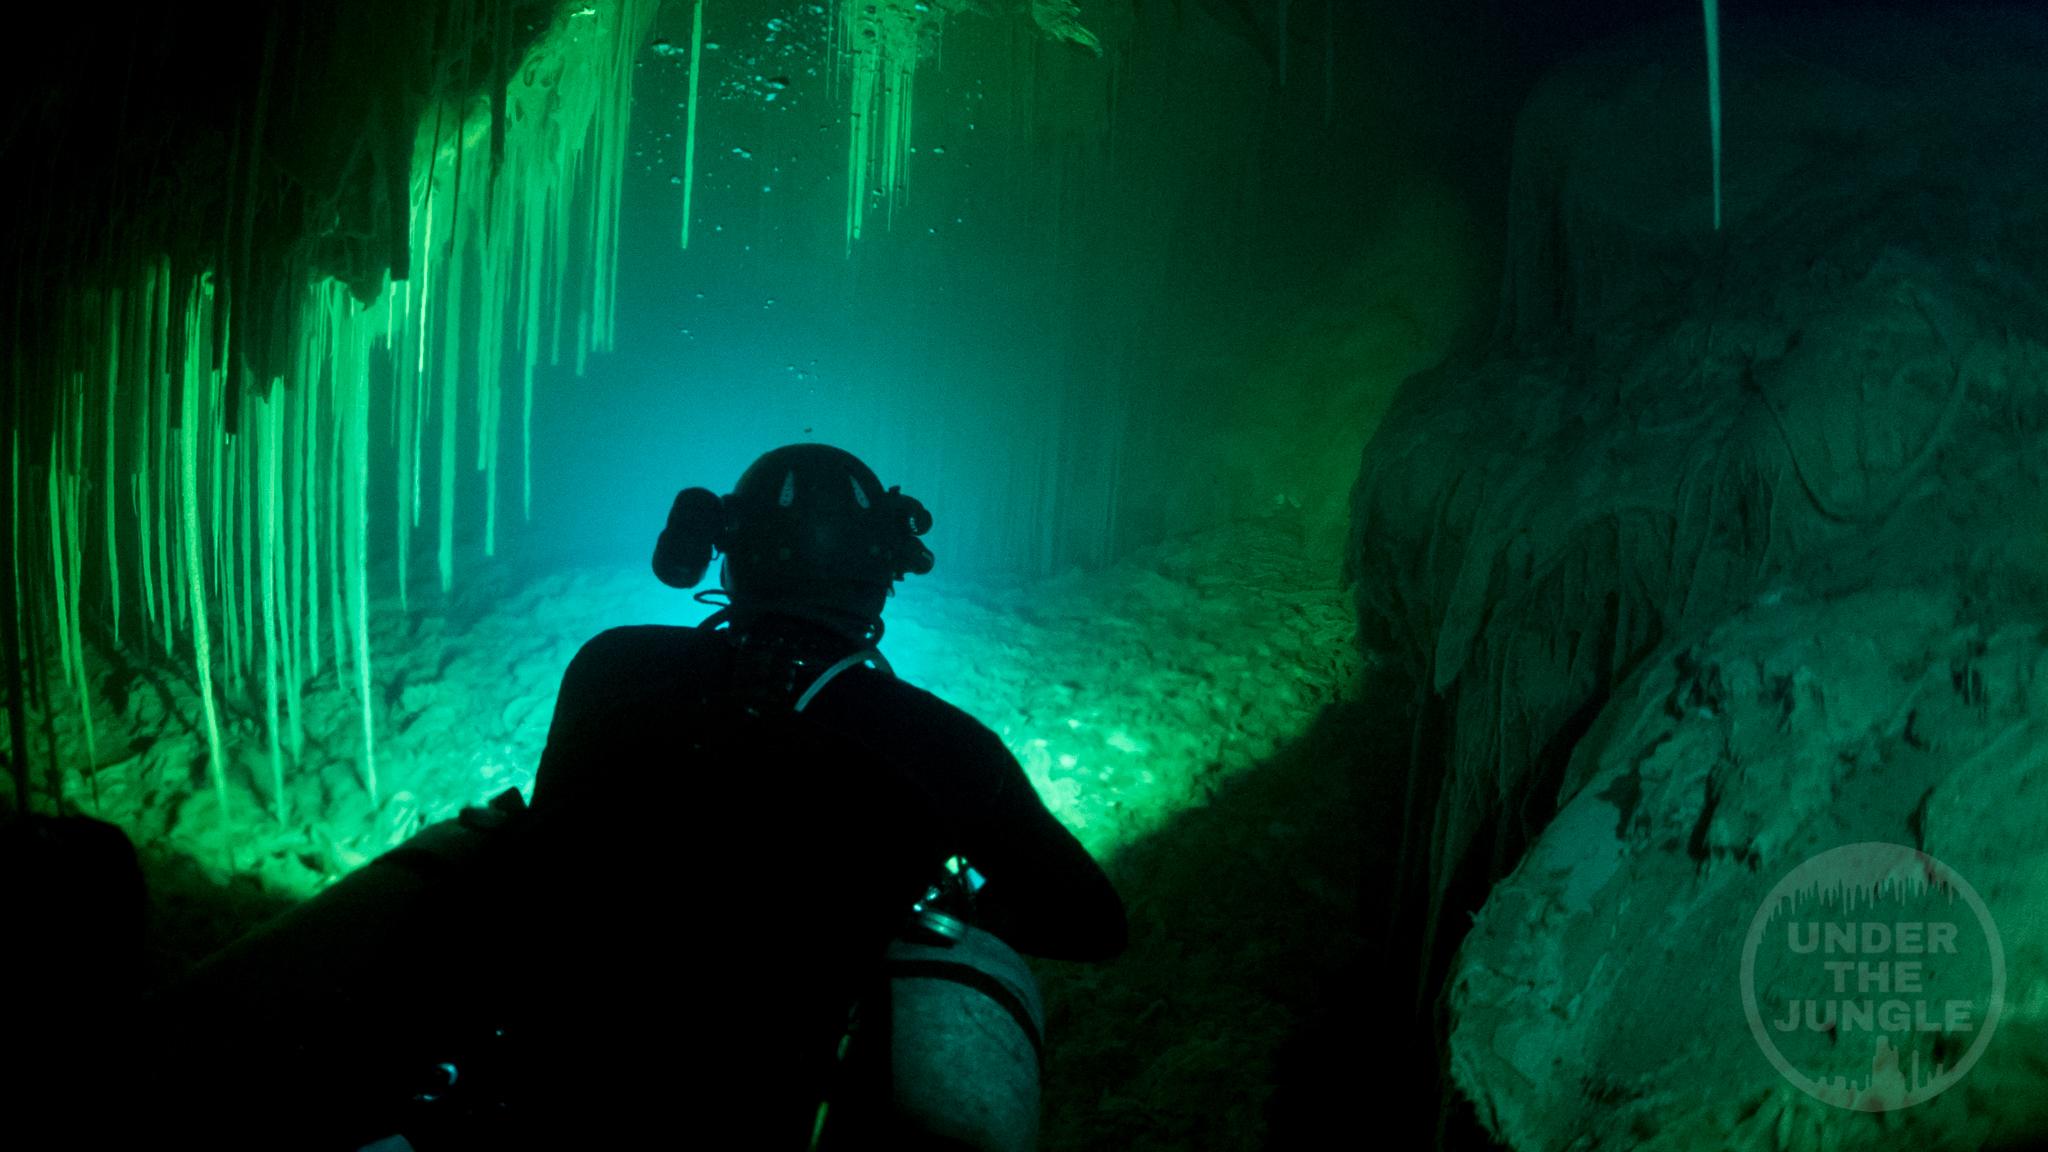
[1345,9,2048,1147]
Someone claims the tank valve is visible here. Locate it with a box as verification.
[903,856,979,946]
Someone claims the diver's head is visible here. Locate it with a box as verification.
[652,444,934,639]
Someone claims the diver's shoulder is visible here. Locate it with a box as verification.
[565,624,716,674]
[846,667,1006,745]
[582,623,702,645]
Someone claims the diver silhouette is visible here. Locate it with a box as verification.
[508,443,1128,1149]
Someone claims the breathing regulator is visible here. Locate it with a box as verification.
[652,444,934,595]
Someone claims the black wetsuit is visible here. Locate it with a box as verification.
[535,617,1125,959]
[514,613,1126,1146]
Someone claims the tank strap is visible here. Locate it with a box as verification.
[885,958,1044,1069]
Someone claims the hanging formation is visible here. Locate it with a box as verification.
[2,0,657,830]
[833,0,1102,252]
[1703,0,1723,230]
[665,0,1104,256]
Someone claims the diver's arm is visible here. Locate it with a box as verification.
[968,758,1128,962]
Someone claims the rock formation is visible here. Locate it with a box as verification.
[1349,11,2048,1148]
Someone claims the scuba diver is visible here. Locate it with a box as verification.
[510,442,1127,1148]
[105,443,1122,1152]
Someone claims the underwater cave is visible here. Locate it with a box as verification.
[5,0,2048,1148]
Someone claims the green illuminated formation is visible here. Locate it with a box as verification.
[1703,0,1722,230]
[838,0,949,252]
[0,0,656,832]
[832,0,1103,254]
[178,307,228,820]
[681,0,706,249]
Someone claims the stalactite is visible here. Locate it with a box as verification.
[326,283,378,806]
[477,143,507,557]
[282,363,305,763]
[484,349,501,558]
[478,113,504,481]
[590,12,634,354]
[395,282,415,608]
[844,28,874,253]
[65,468,96,809]
[883,56,913,230]
[258,393,285,824]
[180,284,229,823]
[237,392,256,698]
[294,334,316,688]
[680,0,703,248]
[1703,0,1723,230]
[103,295,121,644]
[550,187,568,369]
[327,306,348,685]
[134,338,155,650]
[520,197,543,522]
[133,273,157,651]
[48,420,75,695]
[414,140,436,536]
[213,363,240,700]
[46,376,99,806]
[439,206,464,593]
[205,354,224,660]
[349,302,377,808]
[841,0,950,250]
[154,261,176,651]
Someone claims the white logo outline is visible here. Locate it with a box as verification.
[1740,842,2004,1111]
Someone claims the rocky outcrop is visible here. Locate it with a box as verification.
[1348,11,2048,1148]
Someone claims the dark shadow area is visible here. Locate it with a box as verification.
[136,843,304,986]
[1027,661,1503,1150]
[1262,670,1440,1151]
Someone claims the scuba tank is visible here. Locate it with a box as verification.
[862,857,1047,1152]
[888,924,1045,1152]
